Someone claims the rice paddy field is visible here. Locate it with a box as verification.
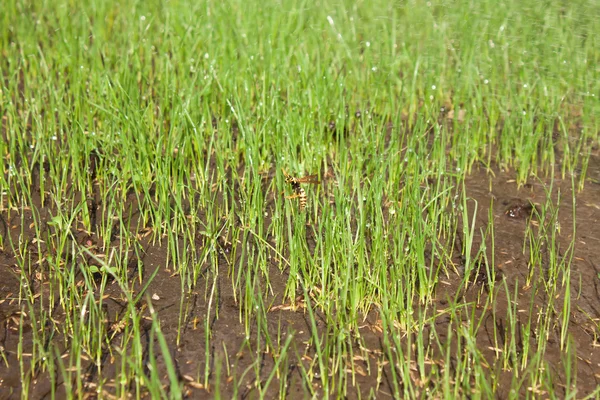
[1,0,599,398]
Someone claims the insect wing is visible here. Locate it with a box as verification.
[296,175,320,184]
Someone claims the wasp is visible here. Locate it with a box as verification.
[282,168,320,211]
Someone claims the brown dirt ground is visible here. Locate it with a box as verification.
[1,149,600,399]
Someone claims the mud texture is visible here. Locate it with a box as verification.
[1,149,600,399]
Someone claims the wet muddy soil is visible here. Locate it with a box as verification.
[460,167,600,397]
[1,158,600,399]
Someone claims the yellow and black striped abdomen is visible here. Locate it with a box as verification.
[296,187,307,211]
